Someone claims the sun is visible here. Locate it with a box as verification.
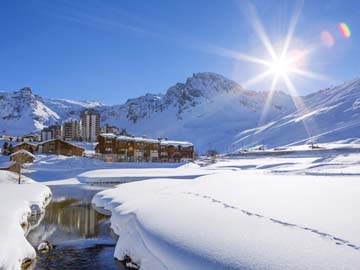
[205,1,328,133]
[270,57,290,77]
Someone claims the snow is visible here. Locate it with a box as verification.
[2,74,360,153]
[159,140,193,147]
[115,136,161,143]
[0,171,51,270]
[92,145,360,270]
[0,161,15,169]
[24,154,198,184]
[10,150,36,159]
[0,73,295,152]
[99,133,117,138]
[234,78,360,150]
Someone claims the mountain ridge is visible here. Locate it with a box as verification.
[1,72,359,152]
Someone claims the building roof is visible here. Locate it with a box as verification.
[39,139,85,150]
[13,142,37,148]
[99,133,117,139]
[99,133,194,147]
[23,133,41,138]
[116,135,135,141]
[10,150,36,159]
[133,137,160,143]
[116,136,160,143]
[160,140,194,147]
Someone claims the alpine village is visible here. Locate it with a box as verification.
[0,109,194,173]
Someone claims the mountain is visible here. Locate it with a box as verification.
[0,87,60,135]
[232,78,360,150]
[1,73,359,152]
[97,72,295,152]
[0,87,100,136]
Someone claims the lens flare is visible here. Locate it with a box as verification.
[321,31,335,47]
[206,1,329,142]
[339,23,351,38]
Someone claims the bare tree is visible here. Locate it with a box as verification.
[10,152,34,184]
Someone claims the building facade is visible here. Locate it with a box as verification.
[61,119,80,141]
[101,124,120,135]
[38,139,85,156]
[41,124,61,141]
[80,109,100,142]
[12,142,37,153]
[96,134,194,162]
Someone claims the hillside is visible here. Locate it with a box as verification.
[1,73,359,152]
[232,78,360,151]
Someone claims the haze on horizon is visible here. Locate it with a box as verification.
[0,0,359,104]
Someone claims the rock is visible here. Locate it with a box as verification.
[123,255,139,269]
[21,258,33,269]
[30,203,43,216]
[37,240,53,253]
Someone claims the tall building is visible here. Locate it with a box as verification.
[41,124,61,141]
[41,128,52,141]
[80,109,100,142]
[101,124,120,135]
[61,119,80,141]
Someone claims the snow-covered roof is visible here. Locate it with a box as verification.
[116,136,193,146]
[116,136,160,143]
[39,139,85,150]
[99,133,117,139]
[133,137,160,143]
[160,140,193,147]
[14,142,36,147]
[10,149,36,158]
[116,135,135,141]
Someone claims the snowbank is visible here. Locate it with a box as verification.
[0,171,51,270]
[25,155,197,184]
[93,170,360,270]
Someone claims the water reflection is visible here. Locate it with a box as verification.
[45,200,106,238]
[26,184,125,270]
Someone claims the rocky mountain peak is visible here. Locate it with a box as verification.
[184,72,243,95]
[16,87,33,96]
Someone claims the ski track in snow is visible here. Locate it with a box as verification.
[185,191,360,251]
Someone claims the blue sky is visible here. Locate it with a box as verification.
[0,0,359,104]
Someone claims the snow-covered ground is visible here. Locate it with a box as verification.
[25,155,198,184]
[0,171,51,270]
[1,142,359,270]
[91,144,360,270]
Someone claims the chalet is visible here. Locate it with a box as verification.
[10,150,36,164]
[22,133,41,142]
[160,140,194,162]
[96,133,194,162]
[12,142,37,153]
[38,139,85,156]
[95,133,119,162]
[96,133,117,154]
[133,137,160,162]
[115,135,135,162]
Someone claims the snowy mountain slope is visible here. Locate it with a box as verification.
[44,99,102,120]
[233,78,360,150]
[98,73,295,152]
[0,87,100,136]
[1,73,360,153]
[0,87,60,135]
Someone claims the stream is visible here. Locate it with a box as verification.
[26,184,126,270]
